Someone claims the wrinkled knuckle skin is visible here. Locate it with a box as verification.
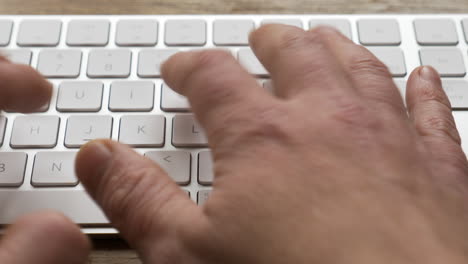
[417,84,450,106]
[193,50,233,69]
[347,50,392,80]
[277,26,337,54]
[276,29,310,51]
[308,25,341,40]
[330,99,371,126]
[419,115,461,144]
[329,99,385,137]
[217,105,293,149]
[97,162,175,236]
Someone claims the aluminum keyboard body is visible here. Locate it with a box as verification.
[1,14,468,234]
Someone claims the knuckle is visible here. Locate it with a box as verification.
[419,115,461,144]
[245,107,290,140]
[218,104,293,148]
[192,50,233,71]
[99,164,160,226]
[331,99,372,127]
[416,84,450,106]
[347,49,392,79]
[308,25,342,40]
[97,158,183,241]
[276,27,328,52]
[250,24,275,44]
[331,98,385,135]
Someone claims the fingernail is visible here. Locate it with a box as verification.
[419,66,438,80]
[77,140,113,177]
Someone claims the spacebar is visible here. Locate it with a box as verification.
[0,190,108,225]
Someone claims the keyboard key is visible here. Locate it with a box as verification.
[1,50,32,65]
[65,115,113,148]
[116,19,158,46]
[31,152,78,187]
[357,19,401,45]
[37,50,82,78]
[309,19,352,39]
[0,152,27,187]
[10,116,60,148]
[119,115,165,147]
[161,83,190,112]
[0,116,6,146]
[87,49,132,78]
[66,20,110,46]
[262,19,303,28]
[165,19,207,46]
[197,190,211,205]
[0,20,13,46]
[419,49,466,77]
[137,49,179,78]
[17,20,62,47]
[213,19,254,46]
[172,114,208,147]
[145,151,191,185]
[57,81,103,112]
[394,79,406,101]
[198,151,213,185]
[238,48,268,77]
[109,81,154,112]
[442,79,468,109]
[368,47,407,77]
[414,19,458,45]
[463,19,468,43]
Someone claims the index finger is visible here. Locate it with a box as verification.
[0,59,52,112]
[161,50,275,148]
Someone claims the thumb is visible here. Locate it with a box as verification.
[75,140,202,260]
[0,211,90,264]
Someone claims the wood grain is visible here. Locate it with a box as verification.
[2,0,467,263]
[1,0,468,14]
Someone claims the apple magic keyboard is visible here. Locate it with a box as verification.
[1,14,468,234]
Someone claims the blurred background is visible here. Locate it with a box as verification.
[2,0,468,14]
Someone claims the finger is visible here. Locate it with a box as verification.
[321,32,407,119]
[0,60,52,112]
[249,24,356,100]
[161,50,275,147]
[76,140,202,258]
[406,66,462,147]
[0,211,90,264]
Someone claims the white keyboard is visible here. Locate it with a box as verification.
[2,14,468,234]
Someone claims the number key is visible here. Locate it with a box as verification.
[17,20,62,47]
[414,19,458,45]
[37,50,82,78]
[87,50,132,78]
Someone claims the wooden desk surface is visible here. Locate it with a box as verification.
[2,0,468,263]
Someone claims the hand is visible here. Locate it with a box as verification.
[0,59,90,263]
[76,25,468,263]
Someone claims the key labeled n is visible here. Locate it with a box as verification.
[51,162,62,172]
